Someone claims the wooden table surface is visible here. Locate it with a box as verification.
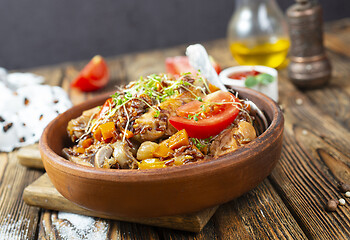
[1,18,350,239]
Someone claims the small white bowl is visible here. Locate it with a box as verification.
[219,65,278,102]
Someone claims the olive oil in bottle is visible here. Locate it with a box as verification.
[227,0,289,68]
[229,39,290,68]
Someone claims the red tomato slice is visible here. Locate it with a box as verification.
[95,98,113,120]
[165,56,221,76]
[165,56,196,76]
[71,55,109,92]
[169,91,240,139]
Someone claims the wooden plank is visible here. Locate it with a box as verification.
[301,51,350,130]
[199,29,350,238]
[122,50,170,82]
[23,173,217,232]
[324,33,350,58]
[28,176,307,239]
[17,144,44,169]
[158,179,307,240]
[216,180,307,239]
[21,64,65,87]
[0,153,9,181]
[0,151,43,239]
[324,19,350,58]
[62,65,88,105]
[266,67,350,239]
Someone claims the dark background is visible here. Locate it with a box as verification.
[0,0,349,70]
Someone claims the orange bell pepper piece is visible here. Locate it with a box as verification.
[99,122,116,140]
[153,143,174,158]
[167,129,189,150]
[93,127,102,141]
[138,159,167,169]
[208,83,220,93]
[121,128,134,139]
[75,147,85,154]
[82,138,93,148]
[153,129,189,158]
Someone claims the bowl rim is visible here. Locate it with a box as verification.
[40,86,284,183]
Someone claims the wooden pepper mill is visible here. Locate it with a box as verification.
[286,0,331,88]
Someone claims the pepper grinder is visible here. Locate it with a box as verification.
[287,0,331,88]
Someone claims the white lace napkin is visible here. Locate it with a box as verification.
[0,68,72,152]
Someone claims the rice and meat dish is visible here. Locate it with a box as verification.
[63,73,257,169]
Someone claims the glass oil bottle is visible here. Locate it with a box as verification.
[227,0,289,68]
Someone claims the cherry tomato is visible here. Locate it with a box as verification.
[71,55,109,92]
[169,91,240,139]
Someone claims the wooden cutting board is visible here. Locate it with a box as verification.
[17,144,44,169]
[20,145,218,232]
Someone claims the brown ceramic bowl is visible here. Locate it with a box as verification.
[39,87,284,218]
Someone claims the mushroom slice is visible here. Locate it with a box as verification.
[94,145,113,168]
[210,128,239,157]
[112,141,138,169]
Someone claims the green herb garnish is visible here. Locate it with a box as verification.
[154,110,160,118]
[244,73,275,88]
[245,76,258,88]
[256,73,274,85]
[191,137,212,152]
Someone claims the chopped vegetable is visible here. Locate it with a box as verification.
[64,72,257,170]
[165,56,221,76]
[82,138,93,148]
[122,129,134,139]
[208,83,220,93]
[95,98,113,121]
[99,122,116,140]
[169,91,241,139]
[166,129,189,150]
[93,127,102,141]
[138,158,167,169]
[75,146,85,154]
[153,143,174,158]
[71,55,109,92]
